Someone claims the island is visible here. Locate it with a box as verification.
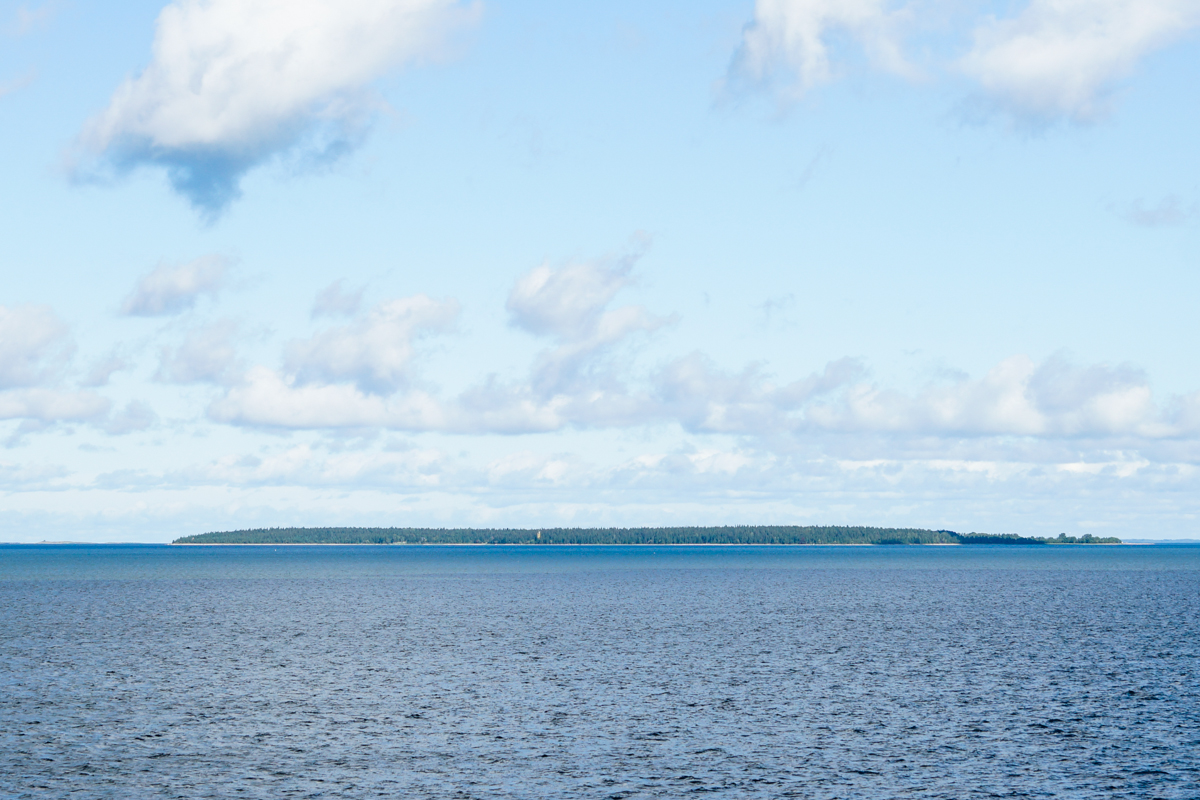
[172,526,1121,545]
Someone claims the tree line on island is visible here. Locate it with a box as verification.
[172,526,1121,545]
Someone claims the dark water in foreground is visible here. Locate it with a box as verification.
[2,544,1198,799]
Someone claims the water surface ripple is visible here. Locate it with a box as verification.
[2,544,1198,798]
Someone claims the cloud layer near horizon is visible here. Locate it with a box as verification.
[149,255,1200,446]
[5,251,1200,538]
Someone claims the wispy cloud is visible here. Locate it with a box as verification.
[0,70,36,100]
[1117,194,1197,227]
[6,3,57,37]
[73,0,480,214]
[121,255,228,317]
[100,400,157,435]
[311,280,365,318]
[155,319,243,384]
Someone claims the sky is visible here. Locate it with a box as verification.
[1,0,1198,542]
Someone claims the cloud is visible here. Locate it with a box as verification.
[8,3,58,37]
[803,354,1183,438]
[208,366,448,429]
[121,255,228,316]
[961,0,1200,121]
[75,0,480,213]
[192,238,1200,449]
[155,319,242,384]
[208,253,666,433]
[1118,195,1196,227]
[728,0,1200,122]
[0,305,112,438]
[81,352,130,387]
[0,70,36,99]
[506,240,672,395]
[100,400,157,435]
[0,389,109,422]
[0,459,69,490]
[654,353,864,434]
[287,295,459,393]
[210,294,459,428]
[311,279,365,318]
[0,305,72,388]
[729,0,915,98]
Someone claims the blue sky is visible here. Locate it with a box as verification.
[1,0,1198,541]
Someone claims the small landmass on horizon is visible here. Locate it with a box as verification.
[173,527,1122,546]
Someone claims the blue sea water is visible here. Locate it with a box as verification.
[1,544,1198,799]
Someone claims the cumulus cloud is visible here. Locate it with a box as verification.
[0,305,72,388]
[654,353,864,434]
[100,400,157,435]
[208,252,666,433]
[209,366,448,429]
[729,0,1200,122]
[801,354,1186,438]
[121,255,227,316]
[287,295,459,393]
[0,305,112,437]
[81,352,130,388]
[507,242,672,395]
[155,319,242,384]
[76,0,480,212]
[961,0,1200,121]
[730,0,915,97]
[0,389,109,422]
[191,237,1200,449]
[210,294,459,428]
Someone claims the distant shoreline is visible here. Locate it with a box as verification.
[171,526,1123,546]
[169,541,1133,547]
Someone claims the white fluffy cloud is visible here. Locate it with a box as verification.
[0,305,71,388]
[0,389,109,423]
[100,401,158,435]
[199,245,1200,446]
[209,366,449,429]
[210,294,458,428]
[121,256,228,316]
[732,0,1200,120]
[155,319,242,384]
[805,355,1176,437]
[961,0,1200,120]
[732,0,913,96]
[507,246,671,395]
[654,353,864,434]
[287,295,459,393]
[0,305,113,434]
[78,0,480,211]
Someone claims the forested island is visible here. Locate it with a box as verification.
[172,526,1121,545]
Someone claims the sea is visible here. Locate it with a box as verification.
[1,543,1197,799]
